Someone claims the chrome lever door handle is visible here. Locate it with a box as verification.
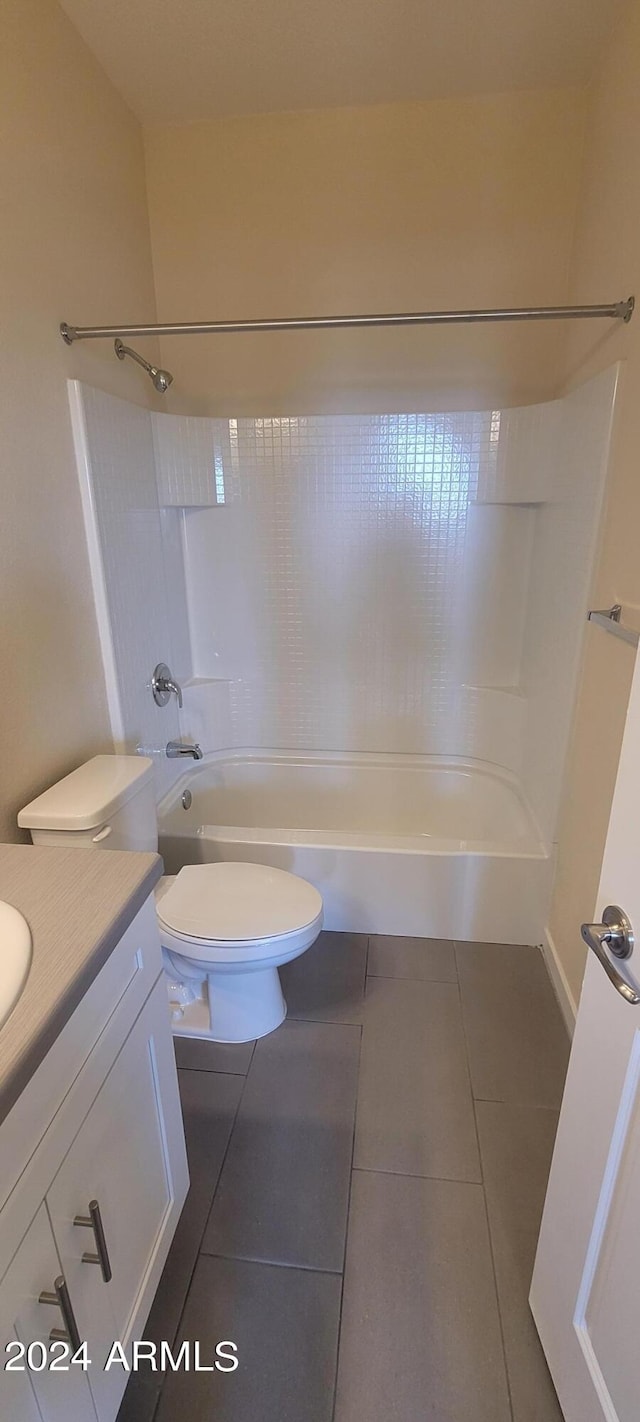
[581,905,640,1005]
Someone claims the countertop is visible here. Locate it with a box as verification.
[0,844,163,1125]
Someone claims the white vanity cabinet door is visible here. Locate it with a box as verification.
[46,977,189,1420]
[0,1203,97,1421]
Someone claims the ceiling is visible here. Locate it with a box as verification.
[60,0,621,126]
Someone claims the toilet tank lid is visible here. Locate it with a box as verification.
[18,755,154,832]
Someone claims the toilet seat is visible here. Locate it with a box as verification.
[156,861,323,962]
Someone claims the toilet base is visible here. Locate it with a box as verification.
[168,965,287,1043]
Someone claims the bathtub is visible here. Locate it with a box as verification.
[158,752,553,945]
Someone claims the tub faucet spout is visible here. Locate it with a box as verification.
[166,740,203,760]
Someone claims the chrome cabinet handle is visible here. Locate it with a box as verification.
[39,1275,82,1352]
[581,905,640,1005]
[74,1199,112,1282]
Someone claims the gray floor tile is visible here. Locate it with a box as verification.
[491,1227,563,1422]
[334,1170,511,1422]
[174,1035,255,1074]
[144,1071,243,1348]
[280,930,367,1023]
[476,1101,563,1422]
[202,1019,360,1270]
[116,1369,161,1422]
[118,1070,243,1419]
[456,942,570,1107]
[476,1099,559,1234]
[354,976,480,1180]
[156,1255,341,1422]
[368,932,457,981]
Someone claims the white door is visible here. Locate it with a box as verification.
[530,640,640,1422]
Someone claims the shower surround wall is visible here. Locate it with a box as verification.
[71,366,617,864]
[69,382,192,797]
[160,369,617,850]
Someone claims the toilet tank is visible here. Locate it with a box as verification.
[18,755,158,853]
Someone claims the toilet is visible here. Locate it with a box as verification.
[18,755,323,1042]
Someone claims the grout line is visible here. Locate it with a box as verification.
[196,1250,343,1277]
[197,1048,255,1245]
[331,1021,363,1422]
[472,1095,561,1109]
[352,1165,483,1185]
[365,971,458,984]
[452,940,461,983]
[149,1055,253,1417]
[454,967,515,1422]
[286,1013,363,1027]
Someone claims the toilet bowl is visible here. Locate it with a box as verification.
[18,755,323,1043]
[156,862,323,1041]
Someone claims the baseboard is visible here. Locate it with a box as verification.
[540,927,577,1037]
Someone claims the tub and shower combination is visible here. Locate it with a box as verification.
[72,377,619,954]
[159,751,551,945]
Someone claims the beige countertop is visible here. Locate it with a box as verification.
[0,844,162,1125]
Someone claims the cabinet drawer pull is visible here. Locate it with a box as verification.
[74,1199,112,1282]
[39,1275,82,1352]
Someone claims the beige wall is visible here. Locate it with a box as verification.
[0,0,159,841]
[4,0,634,999]
[144,89,586,416]
[549,0,640,1007]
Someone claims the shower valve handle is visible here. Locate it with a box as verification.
[152,663,183,708]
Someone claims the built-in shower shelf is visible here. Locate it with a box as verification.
[158,500,222,509]
[465,683,526,698]
[470,499,545,507]
[181,676,233,692]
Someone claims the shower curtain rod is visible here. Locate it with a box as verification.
[60,297,634,343]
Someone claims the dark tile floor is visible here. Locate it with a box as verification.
[117,932,570,1422]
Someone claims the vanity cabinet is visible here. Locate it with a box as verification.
[0,893,188,1422]
[0,1205,97,1421]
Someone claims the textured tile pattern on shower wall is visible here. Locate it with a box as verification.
[184,412,506,756]
[78,385,191,796]
[152,413,231,506]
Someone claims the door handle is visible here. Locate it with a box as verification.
[39,1275,82,1352]
[74,1199,112,1282]
[581,905,640,1005]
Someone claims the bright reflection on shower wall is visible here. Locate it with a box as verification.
[183,410,499,758]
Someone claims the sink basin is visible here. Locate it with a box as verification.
[0,901,32,1030]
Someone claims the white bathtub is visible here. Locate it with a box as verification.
[158,752,552,944]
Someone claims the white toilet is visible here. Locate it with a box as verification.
[18,755,323,1043]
